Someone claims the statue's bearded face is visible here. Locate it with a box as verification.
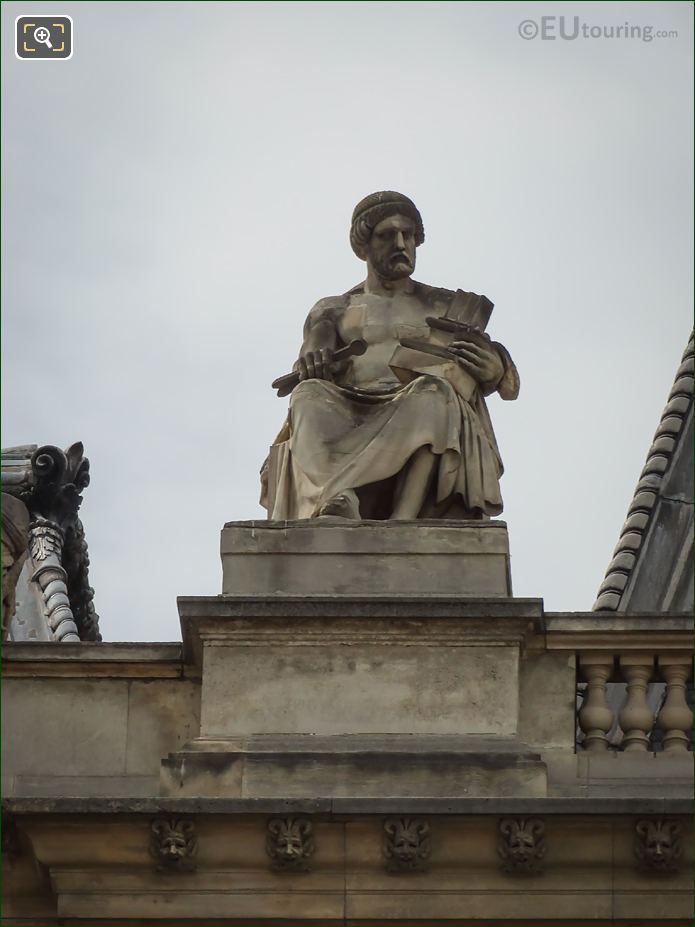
[365,214,416,280]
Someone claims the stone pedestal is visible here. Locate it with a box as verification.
[221,519,512,596]
[160,733,547,798]
[3,512,693,922]
[167,521,545,799]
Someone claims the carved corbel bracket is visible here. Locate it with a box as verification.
[149,817,198,872]
[383,817,431,873]
[498,817,546,874]
[634,818,682,874]
[266,817,315,872]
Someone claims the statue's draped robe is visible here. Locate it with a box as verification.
[261,284,519,520]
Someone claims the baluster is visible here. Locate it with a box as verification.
[618,655,654,752]
[657,655,693,754]
[578,653,614,752]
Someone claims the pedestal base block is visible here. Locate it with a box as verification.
[160,734,547,799]
[221,520,513,596]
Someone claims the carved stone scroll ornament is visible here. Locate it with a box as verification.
[150,817,198,872]
[634,818,682,874]
[29,442,89,642]
[1,442,101,641]
[28,517,79,642]
[266,817,315,872]
[62,516,100,641]
[498,818,546,874]
[383,817,431,872]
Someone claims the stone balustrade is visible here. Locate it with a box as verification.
[545,614,693,754]
[577,652,693,753]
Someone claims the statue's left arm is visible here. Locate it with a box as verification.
[449,336,520,400]
[490,341,520,400]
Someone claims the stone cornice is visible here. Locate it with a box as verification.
[1,642,185,678]
[3,796,692,816]
[544,612,693,652]
[177,595,544,667]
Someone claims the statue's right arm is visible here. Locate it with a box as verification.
[294,298,343,382]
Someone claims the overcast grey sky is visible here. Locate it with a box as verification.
[2,1,692,641]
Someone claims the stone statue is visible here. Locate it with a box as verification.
[261,191,519,521]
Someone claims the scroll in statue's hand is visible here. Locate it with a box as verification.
[449,338,504,388]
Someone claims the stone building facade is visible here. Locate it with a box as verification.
[1,334,692,925]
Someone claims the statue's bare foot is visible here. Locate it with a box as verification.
[317,489,360,519]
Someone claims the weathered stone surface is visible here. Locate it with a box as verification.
[125,680,200,776]
[3,813,691,924]
[262,192,519,522]
[2,601,692,921]
[179,595,542,668]
[0,493,29,639]
[2,641,183,665]
[221,520,512,596]
[1,442,100,642]
[518,650,577,750]
[4,794,693,815]
[1,664,200,798]
[200,632,520,738]
[2,678,130,782]
[160,735,547,799]
[191,604,535,743]
[3,606,692,812]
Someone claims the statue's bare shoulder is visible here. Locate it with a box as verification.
[341,279,457,304]
[303,294,350,334]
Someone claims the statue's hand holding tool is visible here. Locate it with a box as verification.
[297,349,333,383]
[449,336,504,388]
[272,340,367,397]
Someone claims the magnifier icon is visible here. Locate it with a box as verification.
[33,26,53,49]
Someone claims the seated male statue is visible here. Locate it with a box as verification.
[261,191,519,521]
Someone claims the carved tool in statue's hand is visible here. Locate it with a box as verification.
[425,316,492,349]
[272,339,368,397]
[388,316,495,404]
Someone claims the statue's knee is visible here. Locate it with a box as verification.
[290,379,324,406]
[415,374,456,399]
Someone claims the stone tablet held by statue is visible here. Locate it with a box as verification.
[261,191,519,521]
